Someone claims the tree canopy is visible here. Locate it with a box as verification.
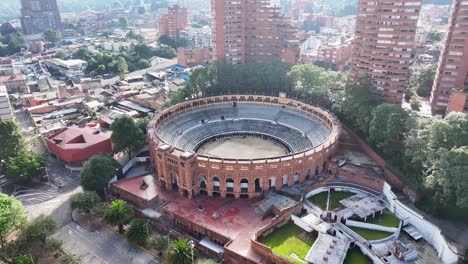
[0,194,27,247]
[43,28,61,44]
[103,199,133,233]
[70,191,101,212]
[126,219,150,245]
[4,150,46,183]
[80,155,119,196]
[168,238,197,264]
[0,120,24,162]
[111,115,146,158]
[416,66,436,98]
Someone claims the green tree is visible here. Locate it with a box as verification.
[0,120,24,162]
[4,150,46,183]
[288,63,328,97]
[103,199,133,233]
[154,46,176,59]
[417,66,436,98]
[427,30,443,43]
[136,114,153,135]
[127,219,150,245]
[111,115,146,158]
[168,238,197,264]
[0,194,27,247]
[158,35,178,49]
[185,68,212,97]
[80,155,119,196]
[119,17,128,29]
[410,98,421,111]
[342,76,382,134]
[369,104,409,160]
[59,254,80,264]
[43,28,61,44]
[149,234,168,251]
[116,57,128,80]
[135,58,150,69]
[18,215,57,246]
[70,191,101,212]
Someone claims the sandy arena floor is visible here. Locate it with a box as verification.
[197,137,288,159]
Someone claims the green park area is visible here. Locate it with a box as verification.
[344,248,371,264]
[365,210,400,228]
[261,224,315,264]
[308,191,355,210]
[349,226,392,241]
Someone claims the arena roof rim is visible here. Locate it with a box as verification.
[149,95,341,161]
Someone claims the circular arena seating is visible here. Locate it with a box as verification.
[156,103,331,155]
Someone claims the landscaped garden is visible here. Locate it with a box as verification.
[307,190,355,210]
[261,224,315,264]
[349,226,393,241]
[364,210,400,228]
[344,247,371,264]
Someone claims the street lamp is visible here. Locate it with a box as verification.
[189,240,194,264]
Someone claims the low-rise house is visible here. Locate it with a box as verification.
[0,74,27,92]
[45,58,87,78]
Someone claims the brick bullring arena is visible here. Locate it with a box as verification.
[147,94,341,199]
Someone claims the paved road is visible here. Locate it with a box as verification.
[102,57,177,86]
[53,222,159,264]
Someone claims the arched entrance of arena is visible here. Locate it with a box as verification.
[226,193,235,198]
[183,189,189,197]
[315,165,320,176]
[213,176,220,191]
[226,178,234,193]
[199,190,208,196]
[323,161,327,169]
[293,172,300,184]
[200,175,207,189]
[254,178,262,192]
[282,175,288,187]
[269,177,276,190]
[212,191,220,197]
[240,179,249,193]
[305,169,311,180]
[240,194,249,199]
[170,172,178,191]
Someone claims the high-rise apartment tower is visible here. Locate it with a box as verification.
[430,0,468,114]
[159,5,189,41]
[21,0,62,35]
[349,0,421,103]
[211,0,299,64]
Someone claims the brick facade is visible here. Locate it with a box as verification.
[147,95,341,199]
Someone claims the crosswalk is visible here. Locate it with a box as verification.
[13,184,61,205]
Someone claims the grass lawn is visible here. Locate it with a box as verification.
[261,224,315,264]
[307,191,328,209]
[308,191,355,210]
[330,191,355,210]
[365,210,400,228]
[344,248,371,264]
[349,226,392,241]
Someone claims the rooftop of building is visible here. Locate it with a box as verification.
[113,174,158,202]
[0,74,26,82]
[46,125,111,149]
[46,58,87,68]
[305,233,349,264]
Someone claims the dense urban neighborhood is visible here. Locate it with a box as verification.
[0,0,467,264]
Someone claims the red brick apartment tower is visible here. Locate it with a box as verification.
[430,0,468,115]
[211,0,299,64]
[159,5,188,40]
[349,0,421,103]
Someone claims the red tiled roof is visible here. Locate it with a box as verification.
[47,125,111,149]
[113,175,159,201]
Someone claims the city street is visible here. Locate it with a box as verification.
[102,57,177,86]
[53,222,159,264]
